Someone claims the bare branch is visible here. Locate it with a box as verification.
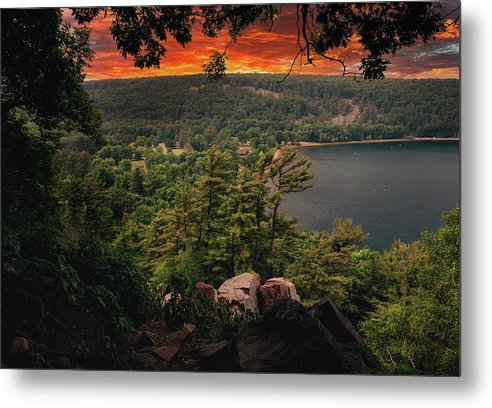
[444,16,460,28]
[440,6,460,21]
[277,46,307,83]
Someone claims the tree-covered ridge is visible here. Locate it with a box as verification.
[85,74,459,147]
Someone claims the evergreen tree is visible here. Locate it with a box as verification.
[360,208,460,375]
[130,167,145,195]
[261,148,313,262]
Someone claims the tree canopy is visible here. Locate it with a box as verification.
[85,74,460,149]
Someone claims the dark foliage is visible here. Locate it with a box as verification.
[1,8,154,367]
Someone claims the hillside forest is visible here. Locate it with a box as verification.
[85,75,459,150]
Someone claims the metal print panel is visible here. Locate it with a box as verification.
[1,2,460,375]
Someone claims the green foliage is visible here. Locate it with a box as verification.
[70,240,157,326]
[152,280,255,341]
[119,159,132,171]
[263,148,313,272]
[1,10,155,368]
[2,9,102,140]
[286,218,368,308]
[98,144,132,163]
[360,208,460,375]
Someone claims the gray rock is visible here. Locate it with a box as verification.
[129,351,163,370]
[217,273,260,314]
[258,277,301,313]
[137,320,169,347]
[136,331,156,349]
[310,297,380,373]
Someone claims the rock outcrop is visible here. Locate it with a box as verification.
[258,277,301,312]
[236,298,348,373]
[129,323,196,370]
[199,339,239,372]
[217,273,260,314]
[2,274,378,373]
[310,297,363,344]
[310,297,380,373]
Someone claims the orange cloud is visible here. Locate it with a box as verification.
[436,19,460,39]
[66,6,459,81]
[402,67,459,79]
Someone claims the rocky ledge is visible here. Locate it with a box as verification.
[3,273,379,373]
[127,273,379,373]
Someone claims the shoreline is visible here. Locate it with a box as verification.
[284,137,460,149]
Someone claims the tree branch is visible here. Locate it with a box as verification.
[277,46,307,83]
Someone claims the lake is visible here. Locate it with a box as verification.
[281,141,460,251]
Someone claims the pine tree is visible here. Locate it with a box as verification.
[195,147,234,250]
[261,148,313,262]
[229,166,267,274]
[130,167,145,195]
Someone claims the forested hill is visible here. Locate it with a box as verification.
[84,74,459,148]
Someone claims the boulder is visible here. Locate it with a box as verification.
[217,273,260,314]
[129,323,195,369]
[199,339,238,372]
[137,320,168,347]
[309,297,363,344]
[310,297,380,372]
[135,331,156,349]
[11,337,29,353]
[149,345,181,362]
[164,323,195,347]
[258,277,301,312]
[128,330,144,349]
[193,282,218,303]
[129,351,168,370]
[236,298,349,373]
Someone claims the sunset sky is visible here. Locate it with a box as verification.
[67,2,460,81]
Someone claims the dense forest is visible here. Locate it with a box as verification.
[4,129,460,373]
[2,8,459,375]
[85,74,460,148]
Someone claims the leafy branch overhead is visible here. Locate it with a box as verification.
[71,3,458,80]
[202,52,228,81]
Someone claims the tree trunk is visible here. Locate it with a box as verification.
[270,201,279,258]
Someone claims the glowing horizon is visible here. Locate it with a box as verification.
[67,5,460,81]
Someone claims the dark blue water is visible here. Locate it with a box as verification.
[281,141,460,251]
